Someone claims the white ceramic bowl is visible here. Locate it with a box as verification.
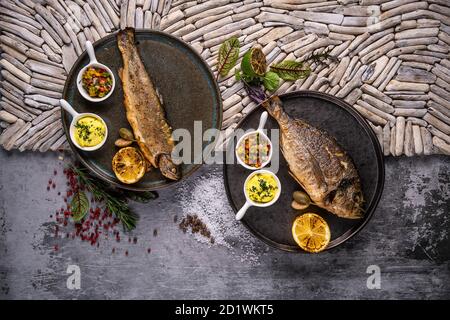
[235,169,281,220]
[76,41,115,102]
[235,111,273,170]
[60,99,108,151]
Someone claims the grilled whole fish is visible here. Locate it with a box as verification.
[117,28,180,180]
[263,96,364,219]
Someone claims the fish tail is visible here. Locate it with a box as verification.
[262,96,289,124]
[117,28,135,52]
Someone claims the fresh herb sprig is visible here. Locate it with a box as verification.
[216,37,335,103]
[69,164,157,231]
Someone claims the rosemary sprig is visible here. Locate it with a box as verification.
[304,48,338,66]
[69,164,140,231]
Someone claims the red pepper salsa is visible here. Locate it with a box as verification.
[236,132,271,168]
[82,66,113,98]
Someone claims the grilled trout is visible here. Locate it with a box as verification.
[263,96,364,219]
[117,28,180,180]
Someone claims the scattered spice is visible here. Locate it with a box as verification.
[179,214,215,244]
[47,165,154,256]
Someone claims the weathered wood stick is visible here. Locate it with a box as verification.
[390,122,396,155]
[344,88,362,105]
[428,125,450,145]
[358,99,396,124]
[420,126,433,155]
[395,19,417,32]
[381,2,428,21]
[24,94,60,106]
[0,82,23,100]
[49,134,67,152]
[336,65,367,98]
[83,3,107,36]
[0,119,25,146]
[0,110,18,124]
[361,84,392,104]
[32,122,63,151]
[406,117,428,127]
[372,56,397,88]
[424,112,450,135]
[257,12,304,29]
[0,101,33,122]
[382,124,390,156]
[362,93,394,113]
[387,45,427,57]
[38,128,64,152]
[393,108,427,117]
[361,40,395,64]
[395,116,405,156]
[386,80,429,92]
[0,53,31,77]
[403,120,414,157]
[432,136,450,155]
[0,59,30,84]
[328,16,401,35]
[392,100,426,109]
[2,122,32,151]
[0,70,32,94]
[353,103,388,126]
[34,4,71,43]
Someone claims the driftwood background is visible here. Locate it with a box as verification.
[0,0,449,156]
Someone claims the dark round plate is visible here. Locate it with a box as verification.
[223,91,384,252]
[62,30,222,191]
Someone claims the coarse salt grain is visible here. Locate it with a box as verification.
[176,168,263,264]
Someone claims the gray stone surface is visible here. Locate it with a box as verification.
[0,150,449,299]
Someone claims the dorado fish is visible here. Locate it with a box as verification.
[117,28,180,180]
[263,96,364,219]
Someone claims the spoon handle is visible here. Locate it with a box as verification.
[85,41,98,64]
[235,201,251,221]
[59,99,79,118]
[258,111,268,131]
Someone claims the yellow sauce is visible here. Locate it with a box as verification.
[246,173,279,203]
[74,116,106,147]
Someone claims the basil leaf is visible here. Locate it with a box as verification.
[270,60,311,81]
[263,71,280,92]
[71,191,89,222]
[217,37,240,77]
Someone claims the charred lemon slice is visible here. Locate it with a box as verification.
[112,147,146,184]
[241,47,267,77]
[292,213,331,253]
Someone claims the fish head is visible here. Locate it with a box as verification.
[325,178,364,219]
[159,154,181,181]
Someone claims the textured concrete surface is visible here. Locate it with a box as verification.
[0,150,449,300]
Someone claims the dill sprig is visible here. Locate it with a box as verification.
[69,164,141,231]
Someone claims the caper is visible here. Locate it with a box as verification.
[114,138,133,148]
[291,200,309,210]
[292,191,310,209]
[119,127,134,141]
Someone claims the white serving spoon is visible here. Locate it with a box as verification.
[60,99,108,151]
[235,111,273,170]
[235,169,281,221]
[77,41,115,102]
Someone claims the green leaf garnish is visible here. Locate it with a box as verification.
[71,191,89,222]
[263,71,280,92]
[270,60,311,81]
[217,36,240,78]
